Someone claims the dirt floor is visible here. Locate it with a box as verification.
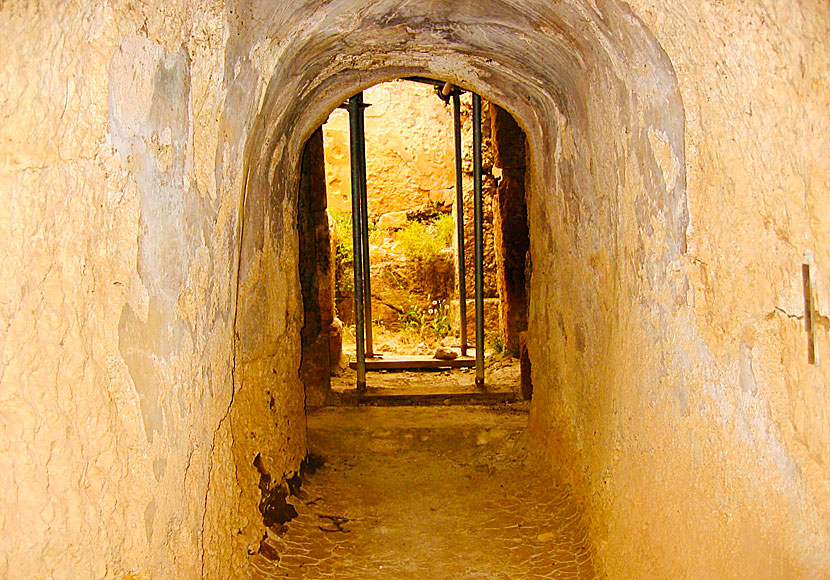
[246,402,596,579]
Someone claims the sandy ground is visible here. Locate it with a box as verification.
[247,405,596,579]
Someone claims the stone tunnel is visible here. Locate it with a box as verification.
[1,0,829,578]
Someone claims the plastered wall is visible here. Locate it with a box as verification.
[0,2,305,578]
[567,2,830,576]
[1,1,828,579]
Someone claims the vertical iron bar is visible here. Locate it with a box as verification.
[473,93,485,388]
[803,264,816,365]
[348,96,366,390]
[453,93,468,357]
[356,93,374,358]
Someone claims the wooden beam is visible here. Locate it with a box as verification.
[349,355,476,371]
[331,391,516,407]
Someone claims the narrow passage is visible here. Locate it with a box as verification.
[248,404,596,579]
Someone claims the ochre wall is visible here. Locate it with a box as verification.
[323,80,456,216]
[0,1,828,579]
[0,3,307,578]
[491,104,529,356]
[568,2,830,576]
[297,128,337,408]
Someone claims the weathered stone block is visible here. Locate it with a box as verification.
[491,105,526,170]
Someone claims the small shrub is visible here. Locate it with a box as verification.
[330,209,380,262]
[398,294,452,343]
[487,333,506,353]
[329,209,354,295]
[396,213,453,262]
[399,299,426,334]
[426,298,452,338]
[329,209,353,262]
[435,213,454,246]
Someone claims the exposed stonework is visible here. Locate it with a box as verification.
[323,80,456,217]
[297,128,337,409]
[322,82,499,343]
[324,82,499,302]
[1,1,828,579]
[491,104,530,357]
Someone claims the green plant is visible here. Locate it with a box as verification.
[400,300,426,334]
[435,213,454,245]
[329,209,354,295]
[398,294,452,343]
[487,333,506,353]
[427,298,452,338]
[329,209,354,262]
[329,209,382,294]
[396,214,453,262]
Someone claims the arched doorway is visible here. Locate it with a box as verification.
[297,79,534,405]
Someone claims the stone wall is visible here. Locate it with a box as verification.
[565,3,830,576]
[323,81,499,297]
[491,104,529,356]
[323,80,456,216]
[1,1,828,579]
[0,2,307,578]
[457,98,500,299]
[236,2,830,575]
[322,81,500,335]
[297,128,338,408]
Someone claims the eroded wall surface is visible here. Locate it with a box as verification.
[558,2,830,576]
[297,128,336,408]
[323,80,456,216]
[239,1,830,575]
[0,2,306,578]
[1,1,828,579]
[491,104,529,356]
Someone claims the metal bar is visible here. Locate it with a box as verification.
[355,92,374,358]
[803,264,817,365]
[402,76,448,87]
[472,93,485,388]
[337,102,370,110]
[348,95,367,390]
[453,93,468,357]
